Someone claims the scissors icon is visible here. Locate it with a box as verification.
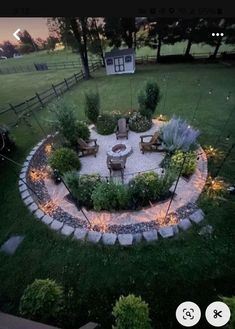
[214,309,222,318]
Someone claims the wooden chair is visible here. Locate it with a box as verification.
[77,138,99,157]
[107,156,126,182]
[115,118,129,139]
[139,131,163,154]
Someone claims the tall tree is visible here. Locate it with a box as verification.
[48,18,91,79]
[104,17,137,49]
[87,18,106,66]
[18,30,38,52]
[0,41,17,58]
[204,18,227,58]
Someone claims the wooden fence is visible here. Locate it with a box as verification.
[0,62,101,127]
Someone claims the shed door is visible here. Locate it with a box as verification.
[114,56,124,72]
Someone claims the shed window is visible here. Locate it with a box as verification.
[125,55,132,63]
[106,58,113,65]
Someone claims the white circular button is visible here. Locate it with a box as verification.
[205,301,231,327]
[176,301,201,327]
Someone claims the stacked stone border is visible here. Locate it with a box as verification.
[19,134,207,246]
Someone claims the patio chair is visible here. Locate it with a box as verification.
[107,156,127,182]
[77,138,99,157]
[115,118,129,139]
[139,131,163,154]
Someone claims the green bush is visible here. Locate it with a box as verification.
[129,112,152,132]
[128,172,159,209]
[76,121,90,141]
[19,279,63,322]
[138,80,160,117]
[92,181,128,211]
[221,296,235,329]
[64,171,101,209]
[112,294,151,329]
[84,91,100,123]
[96,113,116,135]
[156,168,176,197]
[49,148,81,174]
[170,150,197,176]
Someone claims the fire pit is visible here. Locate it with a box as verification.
[107,143,133,158]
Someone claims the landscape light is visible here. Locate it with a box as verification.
[216,33,220,36]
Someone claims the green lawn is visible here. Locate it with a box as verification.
[0,63,235,329]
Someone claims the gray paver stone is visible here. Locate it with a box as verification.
[172,224,179,235]
[143,230,158,242]
[189,209,205,224]
[199,225,213,236]
[102,233,117,245]
[158,226,174,238]
[178,218,192,231]
[50,220,63,231]
[74,228,88,241]
[118,234,133,246]
[28,202,38,213]
[133,233,143,243]
[61,224,75,236]
[21,190,30,200]
[34,209,45,219]
[19,184,27,192]
[41,215,53,225]
[87,231,102,243]
[23,196,34,206]
[0,236,25,255]
[19,172,26,180]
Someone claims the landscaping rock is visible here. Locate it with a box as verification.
[118,234,133,246]
[178,218,192,231]
[102,233,117,245]
[143,230,158,242]
[158,226,174,238]
[34,209,44,220]
[199,225,213,236]
[87,231,102,243]
[21,166,28,173]
[61,224,75,236]
[74,228,88,241]
[23,196,34,206]
[19,184,27,192]
[21,190,30,200]
[133,233,143,243]
[26,155,33,162]
[50,220,63,231]
[0,236,25,255]
[28,203,38,213]
[189,209,205,224]
[19,172,26,180]
[41,215,53,225]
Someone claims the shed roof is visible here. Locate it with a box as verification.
[105,48,135,58]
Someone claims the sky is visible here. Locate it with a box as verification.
[0,18,49,43]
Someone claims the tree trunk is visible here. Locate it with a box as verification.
[93,19,105,66]
[212,37,222,59]
[185,39,192,56]
[70,17,91,79]
[156,35,162,63]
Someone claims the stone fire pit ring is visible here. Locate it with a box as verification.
[107,143,133,158]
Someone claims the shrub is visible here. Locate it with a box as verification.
[92,181,128,211]
[156,168,176,197]
[221,296,235,329]
[112,294,151,329]
[160,116,200,152]
[19,279,63,322]
[49,99,79,147]
[84,91,100,123]
[170,150,197,176]
[96,113,116,135]
[129,112,152,132]
[138,80,160,117]
[76,121,90,141]
[128,172,159,209]
[64,171,101,208]
[49,148,81,174]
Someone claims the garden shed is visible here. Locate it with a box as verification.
[104,48,135,75]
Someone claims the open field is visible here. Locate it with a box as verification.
[0,63,235,328]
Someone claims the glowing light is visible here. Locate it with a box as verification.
[187,125,191,129]
[39,200,59,215]
[29,168,48,182]
[44,143,53,156]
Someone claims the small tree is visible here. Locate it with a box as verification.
[138,81,160,118]
[19,279,63,323]
[221,296,235,329]
[84,91,100,123]
[112,294,151,329]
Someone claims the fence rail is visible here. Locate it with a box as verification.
[0,62,101,127]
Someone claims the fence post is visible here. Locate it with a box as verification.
[9,103,17,115]
[36,92,44,107]
[52,84,58,97]
[74,73,78,82]
[64,78,69,90]
[81,70,84,78]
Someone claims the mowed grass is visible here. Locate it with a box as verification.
[0,63,235,329]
